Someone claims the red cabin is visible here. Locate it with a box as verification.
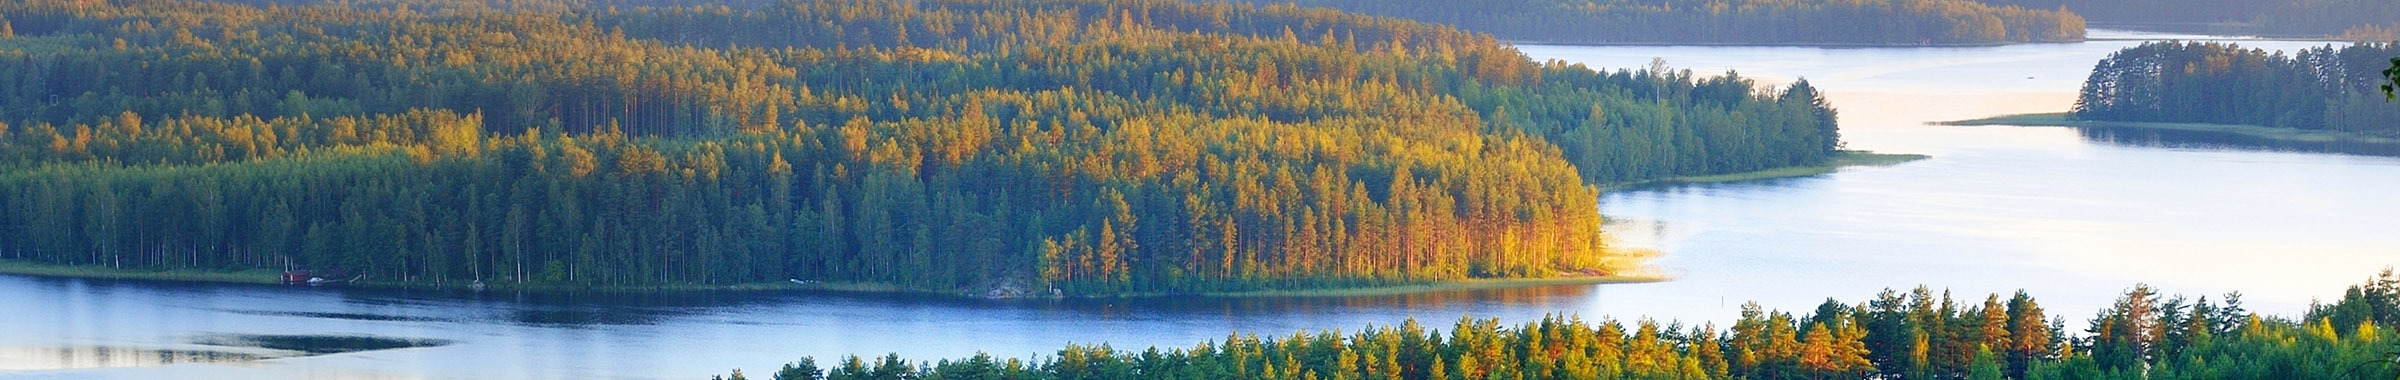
[282,270,312,284]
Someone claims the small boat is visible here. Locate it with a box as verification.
[306,275,363,286]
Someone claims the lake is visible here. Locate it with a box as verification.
[4,30,2394,380]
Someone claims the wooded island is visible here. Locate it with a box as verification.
[0,0,1843,295]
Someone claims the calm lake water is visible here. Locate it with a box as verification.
[5,30,2395,380]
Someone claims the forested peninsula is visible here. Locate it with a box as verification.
[0,0,1841,295]
[1220,0,2087,46]
[2072,42,2400,138]
[720,272,2400,380]
[1976,0,2400,40]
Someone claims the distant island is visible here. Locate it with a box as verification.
[2063,42,2400,138]
[1220,0,2086,46]
[1976,0,2400,40]
[0,0,1850,296]
[1933,41,2400,155]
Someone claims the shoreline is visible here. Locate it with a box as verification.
[1506,40,2043,49]
[1503,26,2349,49]
[0,260,810,293]
[2082,22,2352,41]
[1935,113,2400,145]
[1150,274,1670,298]
[0,260,1666,299]
[1603,151,1931,191]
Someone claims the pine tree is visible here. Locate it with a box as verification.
[1967,345,2004,380]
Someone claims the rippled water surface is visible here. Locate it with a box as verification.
[5,30,2394,380]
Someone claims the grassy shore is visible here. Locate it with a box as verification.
[1937,113,2400,144]
[0,259,1663,298]
[0,260,287,285]
[1188,274,1669,298]
[1604,150,1930,190]
[795,272,1671,299]
[0,259,810,292]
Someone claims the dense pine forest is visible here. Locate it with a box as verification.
[0,0,1841,294]
[1219,0,2086,46]
[2072,42,2400,137]
[1974,0,2400,39]
[720,272,2400,380]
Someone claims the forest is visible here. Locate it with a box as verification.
[2072,42,2400,137]
[1219,0,2086,46]
[0,0,1841,294]
[720,271,2400,380]
[1973,0,2400,39]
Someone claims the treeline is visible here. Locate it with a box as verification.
[2072,42,2400,138]
[1974,0,2400,39]
[722,272,2400,380]
[0,0,1840,293]
[1217,0,2086,45]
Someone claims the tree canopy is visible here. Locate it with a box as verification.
[725,274,2400,380]
[2384,56,2399,100]
[1222,0,2086,46]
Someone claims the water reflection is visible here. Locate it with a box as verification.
[217,310,459,323]
[0,334,444,372]
[0,274,1610,379]
[0,346,267,371]
[272,281,1601,327]
[191,334,450,355]
[1611,175,1821,194]
[2073,126,2400,157]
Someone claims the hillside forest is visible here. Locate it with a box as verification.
[1222,0,2086,46]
